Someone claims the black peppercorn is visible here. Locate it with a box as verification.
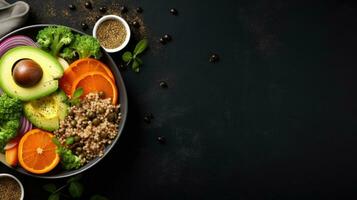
[81,22,88,30]
[99,6,107,13]
[136,7,143,13]
[84,1,92,9]
[131,21,140,28]
[120,6,128,13]
[144,112,154,119]
[68,4,76,10]
[163,34,172,42]
[209,53,220,63]
[144,116,151,123]
[159,37,166,44]
[170,8,178,15]
[157,136,166,144]
[159,81,168,88]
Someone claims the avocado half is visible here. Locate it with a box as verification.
[24,90,68,131]
[0,46,63,101]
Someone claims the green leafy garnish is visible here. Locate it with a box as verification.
[43,175,108,200]
[122,39,148,72]
[66,136,74,145]
[52,137,82,170]
[68,87,83,106]
[68,181,84,198]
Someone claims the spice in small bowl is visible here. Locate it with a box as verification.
[93,15,131,53]
[0,173,24,200]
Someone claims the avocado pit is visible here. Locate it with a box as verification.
[12,59,43,87]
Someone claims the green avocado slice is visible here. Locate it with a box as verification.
[0,46,63,101]
[24,90,68,131]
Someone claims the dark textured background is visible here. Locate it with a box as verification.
[2,0,357,199]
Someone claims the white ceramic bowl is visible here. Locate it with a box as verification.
[93,15,131,53]
[0,173,24,200]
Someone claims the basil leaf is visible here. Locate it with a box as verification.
[48,193,60,200]
[72,87,83,99]
[43,184,57,193]
[68,181,84,198]
[132,59,140,73]
[67,175,82,184]
[90,195,109,200]
[66,137,74,145]
[122,51,132,62]
[133,39,148,56]
[136,57,143,65]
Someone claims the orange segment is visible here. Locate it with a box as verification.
[59,58,115,95]
[18,129,59,174]
[71,72,118,104]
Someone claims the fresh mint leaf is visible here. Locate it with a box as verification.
[66,136,74,145]
[133,39,148,56]
[122,51,132,62]
[90,195,109,200]
[43,184,57,193]
[48,193,60,200]
[68,181,84,198]
[135,57,143,65]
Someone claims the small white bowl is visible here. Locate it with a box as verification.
[93,15,131,53]
[0,173,24,200]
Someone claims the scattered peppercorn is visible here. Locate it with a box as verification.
[107,113,117,122]
[99,6,107,13]
[145,112,154,120]
[136,7,143,13]
[84,1,92,9]
[98,91,105,99]
[209,53,220,63]
[68,4,76,10]
[81,22,88,30]
[170,8,178,15]
[157,136,166,144]
[159,37,166,44]
[95,15,102,21]
[163,34,172,41]
[144,116,151,123]
[120,5,128,13]
[132,21,140,28]
[160,81,168,88]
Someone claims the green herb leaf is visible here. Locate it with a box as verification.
[90,195,109,200]
[132,59,140,73]
[67,175,82,183]
[66,136,74,145]
[43,183,57,193]
[122,51,132,62]
[133,39,148,55]
[48,193,60,200]
[136,57,143,65]
[52,137,61,146]
[72,87,83,99]
[68,181,84,198]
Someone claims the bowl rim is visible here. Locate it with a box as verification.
[93,15,131,53]
[0,24,128,179]
[0,173,25,199]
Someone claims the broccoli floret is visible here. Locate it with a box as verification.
[0,120,20,151]
[61,34,102,61]
[0,94,22,151]
[36,26,74,56]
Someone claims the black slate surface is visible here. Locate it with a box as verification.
[2,0,357,199]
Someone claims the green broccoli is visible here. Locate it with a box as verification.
[52,138,82,170]
[60,34,102,61]
[0,94,22,151]
[36,26,74,56]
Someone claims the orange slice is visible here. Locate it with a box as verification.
[59,58,115,95]
[70,71,118,104]
[18,129,59,174]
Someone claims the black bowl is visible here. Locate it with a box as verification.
[0,24,128,179]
